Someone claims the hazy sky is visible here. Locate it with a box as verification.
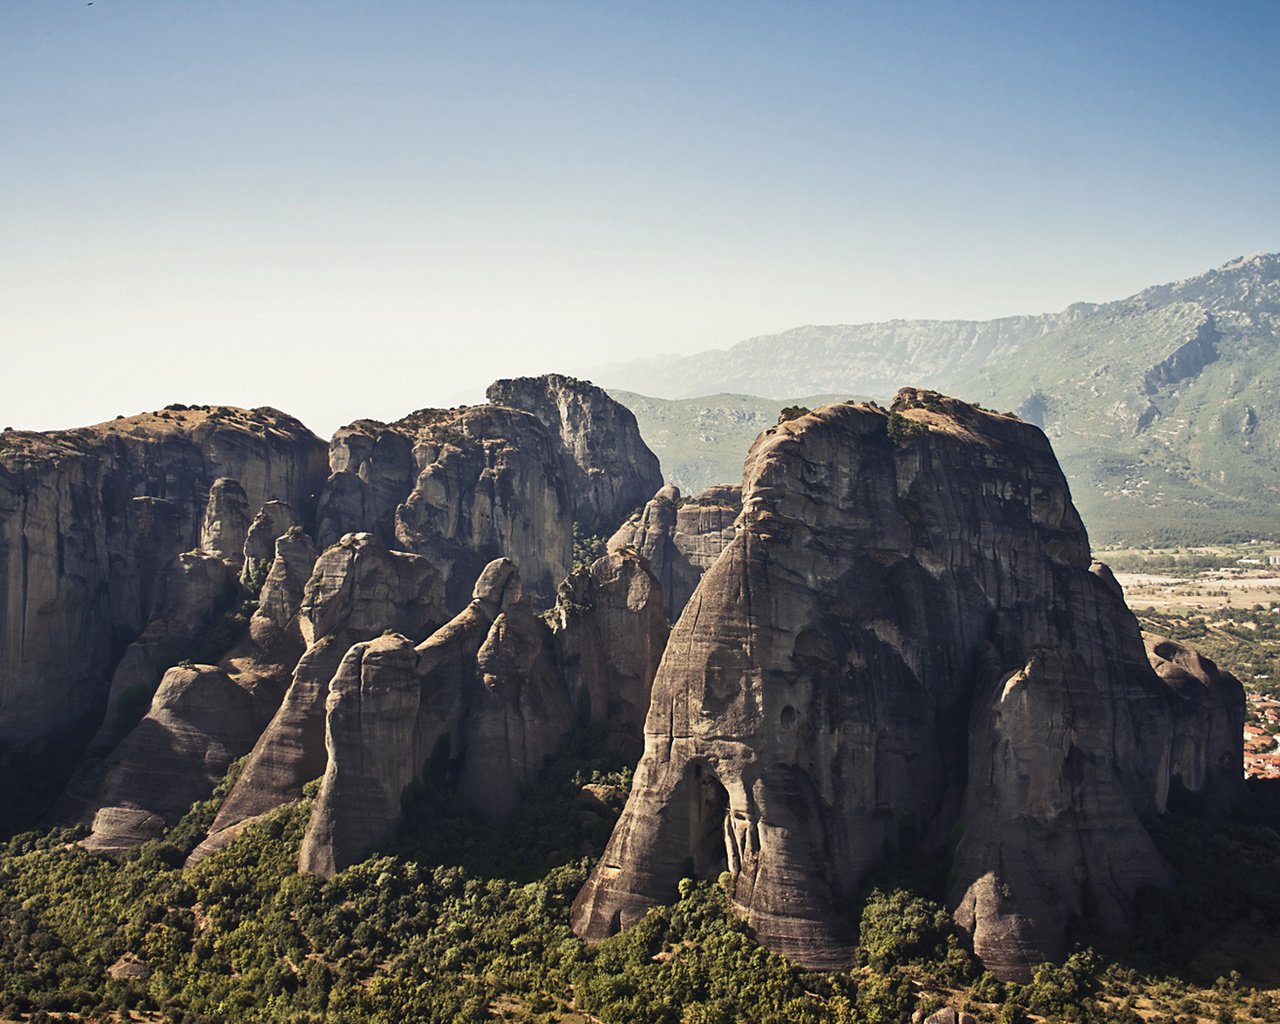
[3,1,1278,437]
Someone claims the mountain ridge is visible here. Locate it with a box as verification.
[593,253,1280,543]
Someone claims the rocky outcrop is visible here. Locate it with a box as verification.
[296,633,421,877]
[392,405,575,609]
[572,390,1238,981]
[485,374,663,537]
[299,558,576,876]
[78,663,264,856]
[66,528,321,852]
[0,406,327,827]
[1144,632,1247,810]
[200,478,251,567]
[243,501,302,582]
[85,551,238,759]
[193,533,445,861]
[551,550,668,760]
[607,484,740,621]
[315,376,661,610]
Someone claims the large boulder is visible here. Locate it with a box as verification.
[571,390,1237,981]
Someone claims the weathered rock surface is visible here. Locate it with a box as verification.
[486,374,663,537]
[315,375,661,610]
[607,483,740,621]
[85,551,238,759]
[572,390,1240,981]
[1144,632,1247,810]
[67,529,321,851]
[299,558,577,876]
[193,532,445,861]
[242,500,302,582]
[78,663,263,856]
[551,550,668,760]
[0,406,327,825]
[200,477,251,567]
[297,633,421,878]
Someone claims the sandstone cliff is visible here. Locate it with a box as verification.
[316,376,662,609]
[192,532,445,861]
[571,390,1242,981]
[0,406,327,826]
[485,374,662,537]
[1143,631,1248,811]
[607,483,740,621]
[299,558,573,876]
[67,526,320,852]
[551,549,668,760]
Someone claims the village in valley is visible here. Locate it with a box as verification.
[1110,545,1280,781]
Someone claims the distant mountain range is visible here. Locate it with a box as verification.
[595,253,1280,545]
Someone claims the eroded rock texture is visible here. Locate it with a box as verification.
[551,550,668,760]
[486,374,662,537]
[1144,631,1247,811]
[572,390,1241,981]
[315,375,661,609]
[298,558,578,876]
[66,528,321,852]
[0,406,327,824]
[607,483,741,621]
[193,532,445,861]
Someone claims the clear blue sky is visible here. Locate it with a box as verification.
[3,0,1277,435]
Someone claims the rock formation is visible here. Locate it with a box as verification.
[485,374,662,537]
[551,549,668,760]
[1144,631,1247,811]
[67,527,321,852]
[193,532,445,861]
[242,500,302,582]
[607,483,740,621]
[315,376,662,609]
[297,548,674,877]
[200,477,251,567]
[298,558,575,876]
[571,390,1242,981]
[0,406,327,826]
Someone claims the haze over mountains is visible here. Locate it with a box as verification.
[593,253,1280,544]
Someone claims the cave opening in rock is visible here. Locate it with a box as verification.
[683,760,730,881]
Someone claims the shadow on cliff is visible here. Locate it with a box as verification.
[382,725,633,882]
[1093,778,1280,990]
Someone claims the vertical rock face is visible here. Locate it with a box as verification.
[84,551,238,759]
[485,374,663,537]
[200,478,252,567]
[78,664,263,856]
[608,483,741,621]
[1144,632,1248,810]
[194,533,446,860]
[315,375,662,610]
[572,390,1238,981]
[299,558,578,876]
[0,407,327,825]
[242,500,301,582]
[66,530,321,852]
[393,405,575,609]
[551,550,669,760]
[297,634,422,878]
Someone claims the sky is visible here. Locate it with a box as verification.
[2,1,1278,437]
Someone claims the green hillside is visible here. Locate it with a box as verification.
[601,254,1280,544]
